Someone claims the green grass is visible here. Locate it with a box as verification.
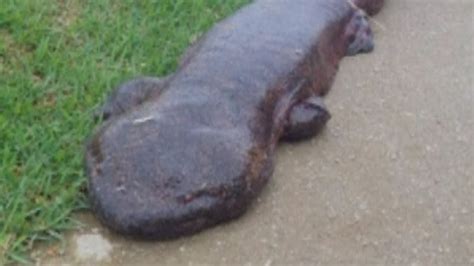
[0,0,250,263]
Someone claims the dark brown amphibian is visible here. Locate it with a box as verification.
[86,0,384,239]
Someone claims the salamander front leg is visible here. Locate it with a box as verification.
[281,96,331,142]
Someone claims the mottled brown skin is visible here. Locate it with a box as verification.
[86,0,384,239]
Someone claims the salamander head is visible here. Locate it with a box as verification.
[345,10,374,56]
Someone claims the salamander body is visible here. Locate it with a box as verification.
[86,0,384,238]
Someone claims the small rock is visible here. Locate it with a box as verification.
[74,233,113,262]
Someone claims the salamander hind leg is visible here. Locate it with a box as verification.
[345,10,375,56]
[281,96,331,142]
[95,76,170,121]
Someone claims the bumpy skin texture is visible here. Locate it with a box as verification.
[86,0,384,239]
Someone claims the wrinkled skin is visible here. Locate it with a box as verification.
[86,0,384,239]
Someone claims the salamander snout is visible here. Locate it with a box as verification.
[345,11,375,56]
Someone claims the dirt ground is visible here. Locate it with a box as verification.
[35,0,473,265]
